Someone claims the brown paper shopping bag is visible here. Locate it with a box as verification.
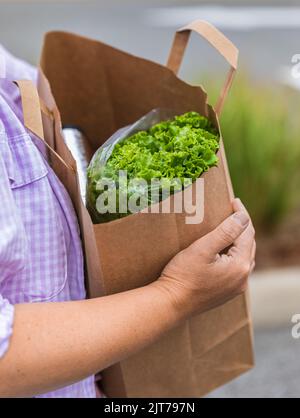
[17,20,254,397]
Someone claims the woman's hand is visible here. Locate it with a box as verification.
[157,198,255,320]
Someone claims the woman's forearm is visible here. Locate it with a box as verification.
[0,282,178,398]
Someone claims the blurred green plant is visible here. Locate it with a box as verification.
[204,74,300,232]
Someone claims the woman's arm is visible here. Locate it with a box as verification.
[0,199,255,398]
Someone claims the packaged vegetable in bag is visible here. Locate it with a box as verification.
[87,109,220,224]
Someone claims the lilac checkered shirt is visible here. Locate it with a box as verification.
[0,46,96,398]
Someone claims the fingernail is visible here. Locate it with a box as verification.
[233,211,249,227]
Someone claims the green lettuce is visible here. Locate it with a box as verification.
[87,111,219,223]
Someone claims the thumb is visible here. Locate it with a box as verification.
[196,211,250,258]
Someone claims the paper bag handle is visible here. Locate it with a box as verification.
[15,79,73,171]
[167,20,238,116]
